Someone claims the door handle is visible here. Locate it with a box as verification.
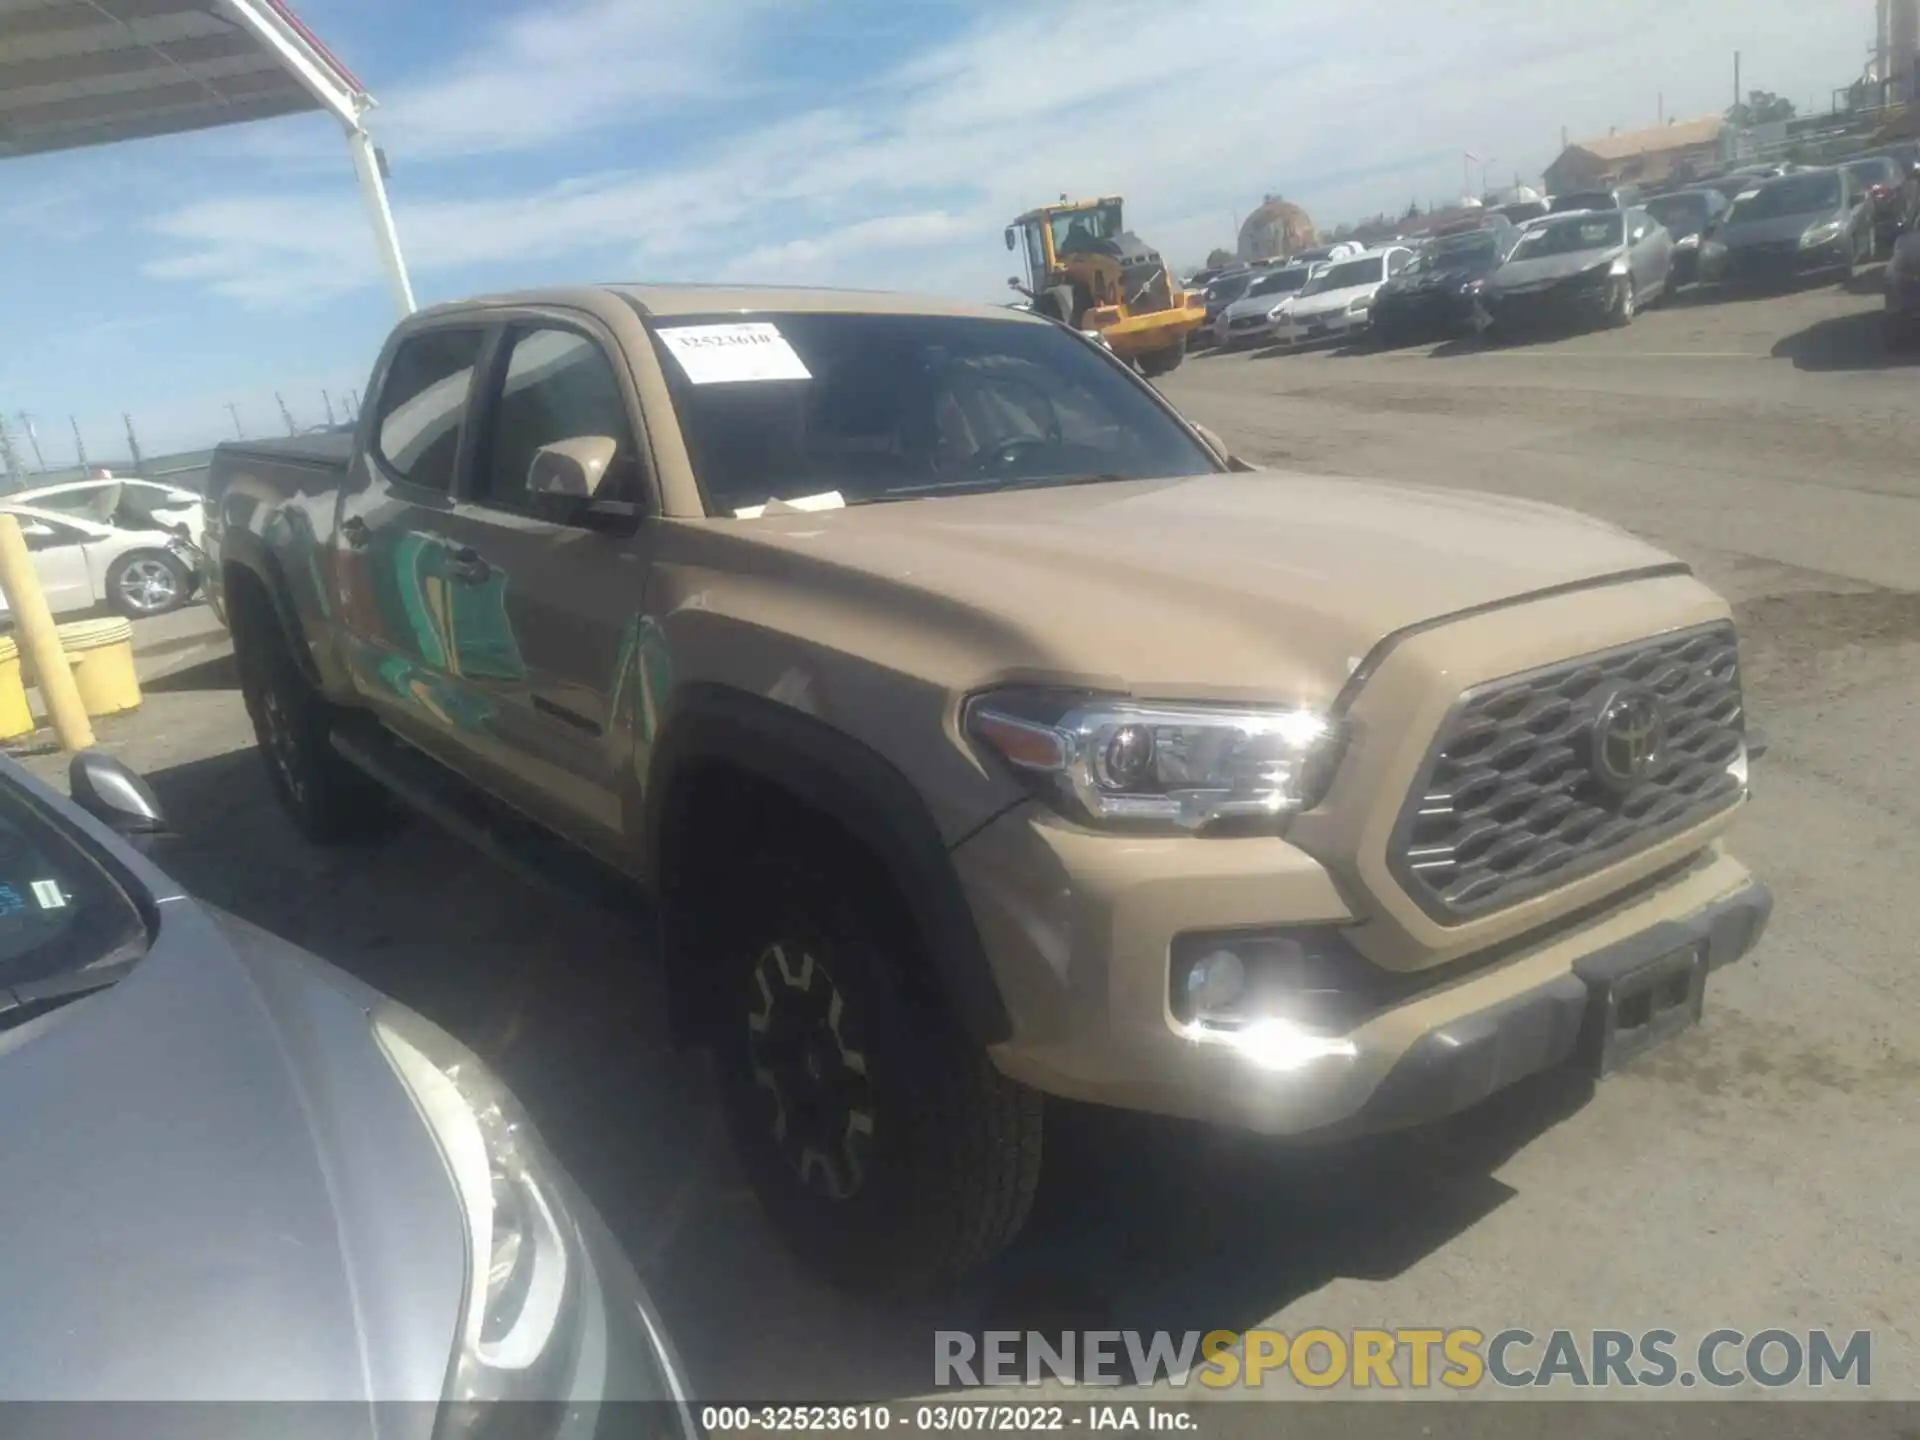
[340,516,372,550]
[447,547,492,585]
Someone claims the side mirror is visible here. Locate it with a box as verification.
[68,751,168,842]
[1007,276,1024,291]
[528,435,619,501]
[1191,423,1251,470]
[1004,228,1016,251]
[19,522,54,540]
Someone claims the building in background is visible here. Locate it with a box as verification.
[1543,116,1726,195]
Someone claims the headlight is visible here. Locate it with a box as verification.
[373,1003,582,1407]
[1675,233,1700,250]
[1267,303,1292,321]
[966,691,1346,830]
[1801,221,1843,248]
[1608,256,1631,277]
[1347,296,1371,313]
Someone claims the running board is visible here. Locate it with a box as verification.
[328,722,642,918]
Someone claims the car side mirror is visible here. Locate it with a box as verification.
[68,751,168,842]
[528,435,619,501]
[1190,423,1255,472]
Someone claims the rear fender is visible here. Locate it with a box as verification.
[220,527,353,701]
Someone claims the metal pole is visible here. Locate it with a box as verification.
[226,403,245,440]
[122,414,144,474]
[276,393,298,436]
[0,513,94,751]
[15,414,45,472]
[69,417,88,471]
[322,390,337,428]
[1734,51,1742,117]
[0,416,23,488]
[346,125,417,318]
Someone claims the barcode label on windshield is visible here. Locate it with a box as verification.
[658,323,813,385]
[30,880,64,910]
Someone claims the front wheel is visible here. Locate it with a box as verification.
[1610,276,1637,327]
[106,550,191,618]
[1137,345,1184,378]
[712,841,1043,1297]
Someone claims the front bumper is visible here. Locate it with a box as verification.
[1719,238,1848,285]
[956,803,1768,1138]
[1482,275,1617,330]
[1271,309,1368,347]
[1372,289,1477,339]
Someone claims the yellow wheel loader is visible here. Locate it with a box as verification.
[1005,197,1205,377]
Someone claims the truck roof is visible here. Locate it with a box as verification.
[426,283,1035,324]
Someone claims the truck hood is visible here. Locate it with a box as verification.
[722,471,1680,705]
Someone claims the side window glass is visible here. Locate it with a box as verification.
[1388,249,1410,274]
[375,329,484,492]
[20,520,78,552]
[475,327,643,518]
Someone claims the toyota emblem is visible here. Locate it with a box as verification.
[1590,687,1668,793]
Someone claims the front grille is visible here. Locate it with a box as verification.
[1125,262,1174,313]
[1390,624,1747,924]
[1229,314,1266,330]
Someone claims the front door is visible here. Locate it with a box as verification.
[427,321,656,847]
[334,324,490,764]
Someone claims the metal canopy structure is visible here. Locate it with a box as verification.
[0,0,415,315]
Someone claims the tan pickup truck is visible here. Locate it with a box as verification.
[204,284,1771,1296]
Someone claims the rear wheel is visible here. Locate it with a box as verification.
[231,586,398,843]
[711,835,1043,1297]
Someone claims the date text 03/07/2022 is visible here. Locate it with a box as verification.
[699,1403,1197,1433]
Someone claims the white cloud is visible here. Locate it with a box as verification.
[374,0,789,159]
[142,0,1871,308]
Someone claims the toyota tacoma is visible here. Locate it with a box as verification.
[203,285,1771,1296]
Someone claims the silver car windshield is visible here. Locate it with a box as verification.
[1512,213,1624,256]
[0,778,145,989]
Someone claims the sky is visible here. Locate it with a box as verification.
[0,0,1873,459]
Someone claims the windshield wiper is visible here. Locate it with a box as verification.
[0,948,142,1031]
[881,472,1135,500]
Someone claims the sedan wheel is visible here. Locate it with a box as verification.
[1612,277,1637,327]
[106,551,190,618]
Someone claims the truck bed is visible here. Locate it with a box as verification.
[214,432,354,470]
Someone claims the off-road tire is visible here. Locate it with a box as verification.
[231,595,398,844]
[711,839,1043,1298]
[105,549,192,618]
[1035,285,1078,326]
[1137,346,1184,379]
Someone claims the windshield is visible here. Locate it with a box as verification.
[1248,268,1310,297]
[1048,203,1122,257]
[1511,213,1623,256]
[1410,232,1498,270]
[1645,194,1711,234]
[1845,158,1898,188]
[1727,172,1841,223]
[1305,256,1385,293]
[1207,273,1253,304]
[650,312,1221,514]
[0,775,145,991]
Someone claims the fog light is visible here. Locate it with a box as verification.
[1184,949,1246,1017]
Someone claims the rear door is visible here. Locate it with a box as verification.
[334,324,489,763]
[424,315,659,847]
[12,517,98,615]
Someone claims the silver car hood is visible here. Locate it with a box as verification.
[0,894,466,1407]
[1221,288,1301,320]
[1718,211,1828,247]
[1488,245,1621,288]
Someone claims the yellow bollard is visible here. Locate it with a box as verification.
[52,618,141,718]
[0,513,93,751]
[0,635,34,740]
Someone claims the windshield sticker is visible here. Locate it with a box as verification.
[659,323,813,385]
[30,880,65,910]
